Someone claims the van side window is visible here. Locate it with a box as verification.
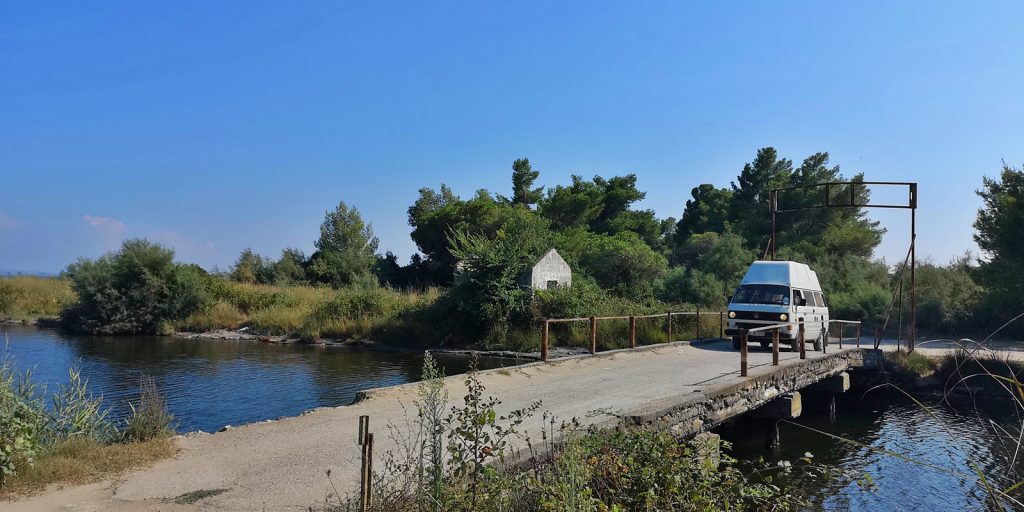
[792,289,804,306]
[812,291,825,308]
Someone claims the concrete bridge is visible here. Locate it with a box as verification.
[9,339,883,512]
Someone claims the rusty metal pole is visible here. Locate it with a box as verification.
[696,307,701,339]
[799,323,806,360]
[628,316,636,348]
[857,323,861,347]
[720,312,725,338]
[541,320,549,362]
[666,312,672,343]
[366,432,374,507]
[770,189,777,261]
[740,331,749,377]
[838,323,843,349]
[358,415,370,512]
[589,316,597,354]
[910,183,917,353]
[772,327,779,366]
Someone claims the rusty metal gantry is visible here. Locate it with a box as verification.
[766,181,918,352]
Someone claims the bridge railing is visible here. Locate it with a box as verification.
[540,310,726,362]
[731,319,862,377]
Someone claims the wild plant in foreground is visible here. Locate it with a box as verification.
[47,367,113,444]
[121,375,176,442]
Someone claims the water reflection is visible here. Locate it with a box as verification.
[2,324,514,433]
[717,392,1024,510]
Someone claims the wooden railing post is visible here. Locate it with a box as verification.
[799,323,806,360]
[838,323,843,349]
[589,316,597,354]
[856,323,861,347]
[628,316,637,348]
[541,320,550,362]
[666,312,673,343]
[772,327,779,366]
[740,330,748,377]
[719,312,724,338]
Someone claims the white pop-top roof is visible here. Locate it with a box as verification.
[739,260,822,291]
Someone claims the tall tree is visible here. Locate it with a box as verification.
[730,147,793,251]
[510,158,543,207]
[974,163,1024,320]
[308,201,379,288]
[674,184,733,242]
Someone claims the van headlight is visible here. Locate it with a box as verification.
[779,313,788,321]
[728,311,736,319]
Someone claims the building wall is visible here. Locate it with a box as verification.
[529,250,572,290]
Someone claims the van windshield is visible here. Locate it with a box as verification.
[732,284,790,306]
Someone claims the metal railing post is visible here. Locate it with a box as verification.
[772,327,779,366]
[838,323,843,349]
[740,330,748,377]
[628,316,637,348]
[696,307,701,339]
[358,415,372,511]
[541,320,549,362]
[857,323,861,347]
[799,323,806,360]
[822,320,827,354]
[589,316,597,354]
[666,312,672,343]
[719,312,725,338]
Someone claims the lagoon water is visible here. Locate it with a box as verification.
[1,324,512,433]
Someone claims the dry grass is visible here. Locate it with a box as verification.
[0,276,76,320]
[1,438,178,498]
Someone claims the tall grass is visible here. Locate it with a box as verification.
[0,276,76,320]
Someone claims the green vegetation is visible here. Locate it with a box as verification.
[0,349,176,493]
[0,276,76,322]
[323,354,806,511]
[28,151,1024,346]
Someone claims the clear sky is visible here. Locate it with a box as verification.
[2,1,1022,273]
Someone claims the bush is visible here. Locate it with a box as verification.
[61,239,210,335]
[121,376,176,442]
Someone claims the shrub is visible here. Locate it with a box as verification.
[121,376,176,443]
[61,239,210,335]
[0,356,45,485]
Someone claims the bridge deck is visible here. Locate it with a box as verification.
[8,340,867,512]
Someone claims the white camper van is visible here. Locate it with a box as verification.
[725,261,830,351]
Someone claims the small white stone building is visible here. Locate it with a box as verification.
[524,248,572,290]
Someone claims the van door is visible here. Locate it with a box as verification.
[792,289,810,341]
[814,291,830,342]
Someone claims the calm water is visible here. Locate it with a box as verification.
[717,392,1024,511]
[1,324,514,433]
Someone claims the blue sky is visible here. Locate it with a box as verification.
[2,1,1022,273]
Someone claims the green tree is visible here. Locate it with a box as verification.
[230,248,274,284]
[510,158,543,207]
[577,232,668,299]
[308,202,379,288]
[61,239,209,334]
[674,184,733,243]
[730,147,793,251]
[974,163,1024,321]
[273,247,307,284]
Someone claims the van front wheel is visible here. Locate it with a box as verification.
[812,332,825,352]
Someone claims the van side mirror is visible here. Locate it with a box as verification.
[800,298,808,307]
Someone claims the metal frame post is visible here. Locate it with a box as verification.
[695,307,701,339]
[910,183,917,353]
[589,316,597,354]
